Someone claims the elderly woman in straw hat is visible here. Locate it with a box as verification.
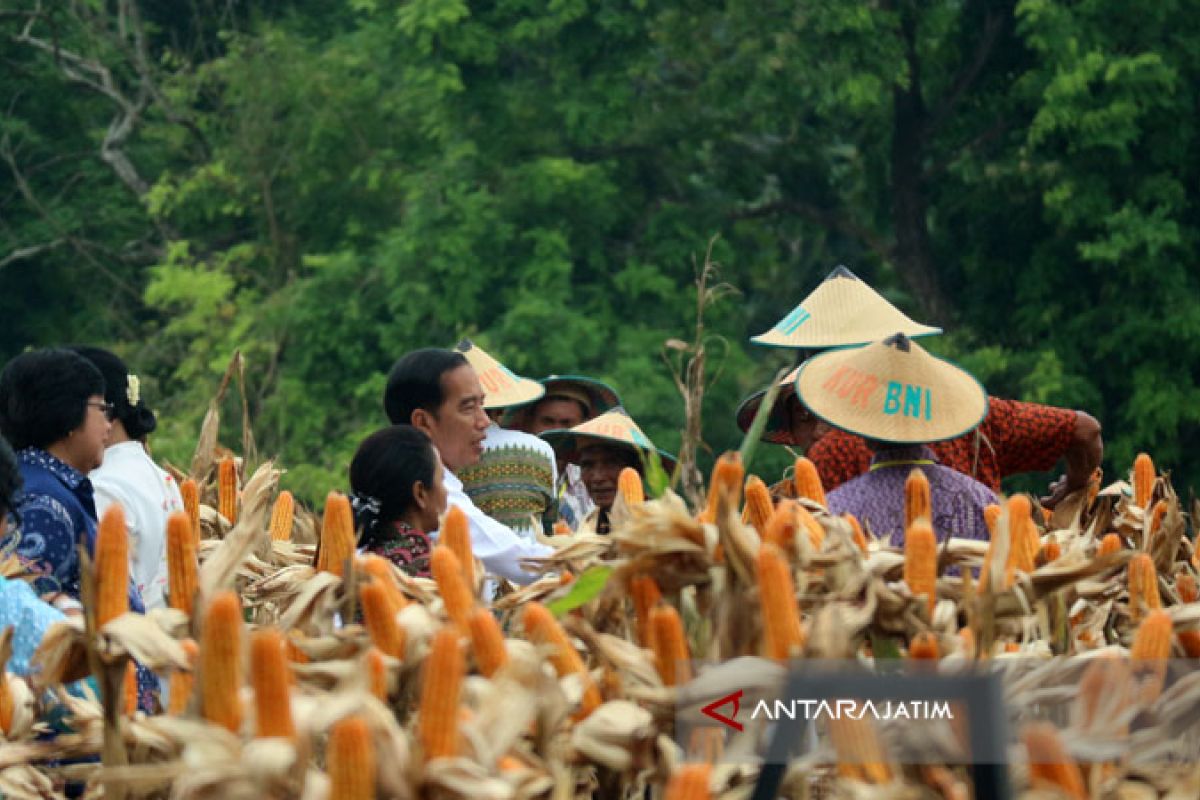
[541,408,675,535]
[794,333,997,546]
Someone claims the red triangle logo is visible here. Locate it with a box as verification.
[700,689,744,732]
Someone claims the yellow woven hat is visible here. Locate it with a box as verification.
[454,339,545,410]
[794,334,988,444]
[751,266,941,349]
[541,407,677,471]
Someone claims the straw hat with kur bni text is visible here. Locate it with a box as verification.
[453,339,544,410]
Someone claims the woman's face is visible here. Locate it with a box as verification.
[63,394,112,472]
[415,447,449,532]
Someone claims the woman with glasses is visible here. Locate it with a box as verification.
[70,346,182,612]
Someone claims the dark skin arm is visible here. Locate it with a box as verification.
[1040,411,1103,509]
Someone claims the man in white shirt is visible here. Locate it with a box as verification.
[384,348,553,585]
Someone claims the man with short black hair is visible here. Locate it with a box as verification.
[385,348,552,585]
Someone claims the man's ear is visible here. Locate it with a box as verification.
[411,479,428,510]
[411,408,434,436]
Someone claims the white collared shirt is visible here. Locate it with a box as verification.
[91,441,184,611]
[440,466,554,585]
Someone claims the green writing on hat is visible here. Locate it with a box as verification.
[883,381,932,420]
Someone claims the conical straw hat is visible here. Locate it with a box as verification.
[538,375,622,417]
[541,407,677,471]
[751,266,941,349]
[454,340,545,410]
[795,334,987,444]
[734,366,801,444]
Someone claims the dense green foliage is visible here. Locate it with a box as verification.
[4,0,1199,502]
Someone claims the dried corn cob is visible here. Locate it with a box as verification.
[700,452,744,523]
[762,500,800,550]
[251,629,296,739]
[845,513,869,555]
[630,575,662,647]
[284,633,309,666]
[166,511,198,616]
[366,648,388,701]
[1036,540,1061,568]
[1023,722,1087,799]
[756,544,806,660]
[218,457,238,524]
[664,763,711,800]
[358,555,407,616]
[829,713,893,783]
[983,504,1001,535]
[1179,631,1200,658]
[650,605,691,686]
[316,492,355,577]
[328,715,376,800]
[180,478,200,546]
[168,639,198,716]
[1133,453,1155,509]
[439,505,475,589]
[123,660,138,717]
[360,583,405,659]
[201,591,243,733]
[1128,553,1162,620]
[1007,496,1037,575]
[904,521,937,616]
[552,520,571,535]
[0,674,12,735]
[1098,533,1122,557]
[431,547,474,628]
[904,468,931,528]
[797,504,825,550]
[1147,499,1168,540]
[742,475,773,532]
[467,607,508,678]
[95,505,129,628]
[522,602,602,718]
[793,456,826,506]
[269,490,294,541]
[419,628,465,760]
[909,632,939,660]
[1130,610,1172,662]
[618,466,645,507]
[1177,572,1198,604]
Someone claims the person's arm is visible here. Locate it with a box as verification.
[1041,411,1103,509]
[443,478,553,585]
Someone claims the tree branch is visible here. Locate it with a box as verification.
[925,4,1007,137]
[0,239,64,270]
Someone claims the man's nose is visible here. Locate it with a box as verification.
[475,407,490,429]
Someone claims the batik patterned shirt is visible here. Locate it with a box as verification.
[365,521,433,578]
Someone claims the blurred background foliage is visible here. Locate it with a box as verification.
[4,0,1199,503]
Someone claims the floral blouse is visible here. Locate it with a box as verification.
[365,521,432,578]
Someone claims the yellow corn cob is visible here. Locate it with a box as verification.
[741,475,773,531]
[366,648,388,701]
[1097,533,1122,557]
[983,504,1001,536]
[360,583,405,659]
[467,607,508,678]
[756,544,806,660]
[358,555,407,616]
[1133,452,1155,509]
[829,714,893,783]
[201,591,243,733]
[700,452,744,523]
[845,513,869,555]
[439,506,475,590]
[762,500,800,550]
[664,763,711,800]
[0,674,12,735]
[618,466,645,507]
[904,468,931,528]
[269,490,295,541]
[1176,572,1198,604]
[1023,722,1087,800]
[419,628,465,760]
[522,602,602,718]
[95,505,129,628]
[650,605,691,687]
[166,511,198,617]
[431,547,474,628]
[180,478,200,546]
[1086,467,1102,509]
[1007,496,1037,575]
[123,660,138,717]
[793,456,826,506]
[1147,499,1167,540]
[630,575,662,648]
[909,632,939,660]
[1179,630,1200,658]
[250,629,296,739]
[1131,609,1172,662]
[328,715,376,800]
[552,520,571,535]
[797,504,825,550]
[1128,553,1162,620]
[904,521,938,616]
[284,633,309,666]
[316,492,355,577]
[1036,540,1061,568]
[168,639,198,716]
[218,456,238,524]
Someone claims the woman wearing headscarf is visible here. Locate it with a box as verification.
[69,346,182,611]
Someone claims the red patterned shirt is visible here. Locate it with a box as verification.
[807,398,1077,493]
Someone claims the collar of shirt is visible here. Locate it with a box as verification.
[868,444,939,470]
[19,447,89,492]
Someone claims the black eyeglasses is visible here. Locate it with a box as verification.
[88,401,116,421]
